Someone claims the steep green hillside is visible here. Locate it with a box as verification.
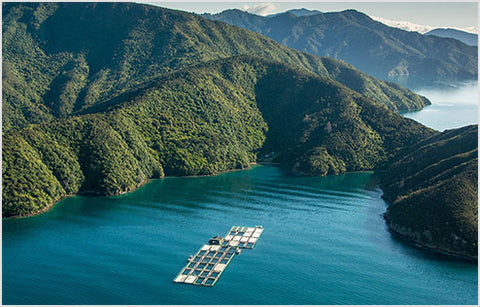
[2,2,429,131]
[377,125,478,259]
[2,56,435,217]
[205,9,478,82]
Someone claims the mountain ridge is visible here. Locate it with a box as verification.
[2,2,430,132]
[425,28,478,46]
[204,9,477,82]
[2,55,436,218]
[267,8,322,17]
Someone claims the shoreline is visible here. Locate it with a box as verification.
[5,163,477,265]
[177,163,258,178]
[1,165,382,220]
[3,193,76,220]
[3,177,152,220]
[1,163,379,220]
[384,216,477,262]
[3,163,260,220]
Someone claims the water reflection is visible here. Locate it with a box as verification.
[403,81,478,131]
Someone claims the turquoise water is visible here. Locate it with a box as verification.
[2,166,477,304]
[404,81,478,131]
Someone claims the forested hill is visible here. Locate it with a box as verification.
[2,2,429,132]
[2,56,435,217]
[377,125,478,259]
[205,9,478,82]
[2,2,476,267]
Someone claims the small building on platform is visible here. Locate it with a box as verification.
[208,236,224,245]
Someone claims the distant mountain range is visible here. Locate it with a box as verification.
[204,9,478,82]
[369,15,437,34]
[425,28,478,46]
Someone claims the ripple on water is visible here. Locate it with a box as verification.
[2,165,477,305]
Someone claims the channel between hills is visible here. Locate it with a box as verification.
[2,2,476,261]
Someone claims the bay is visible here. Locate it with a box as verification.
[403,81,478,131]
[2,166,477,305]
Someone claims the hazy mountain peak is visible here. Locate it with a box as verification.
[334,9,373,22]
[370,16,435,34]
[371,16,478,35]
[268,8,321,17]
[425,28,478,46]
[205,8,477,82]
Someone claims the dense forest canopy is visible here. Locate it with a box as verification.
[2,3,477,261]
[2,53,435,218]
[2,2,430,132]
[377,125,478,259]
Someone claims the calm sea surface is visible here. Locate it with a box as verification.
[3,83,478,305]
[403,81,478,131]
[2,166,477,304]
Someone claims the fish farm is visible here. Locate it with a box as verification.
[173,226,264,287]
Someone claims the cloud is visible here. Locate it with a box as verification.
[371,16,434,34]
[371,16,478,34]
[456,26,478,34]
[240,2,279,16]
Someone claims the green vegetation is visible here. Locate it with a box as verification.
[250,58,435,175]
[2,2,430,132]
[2,2,455,226]
[205,9,478,82]
[2,3,476,266]
[377,125,478,259]
[2,55,435,218]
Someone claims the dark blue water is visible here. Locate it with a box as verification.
[404,81,478,131]
[3,166,477,304]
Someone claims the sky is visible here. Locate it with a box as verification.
[142,1,478,33]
